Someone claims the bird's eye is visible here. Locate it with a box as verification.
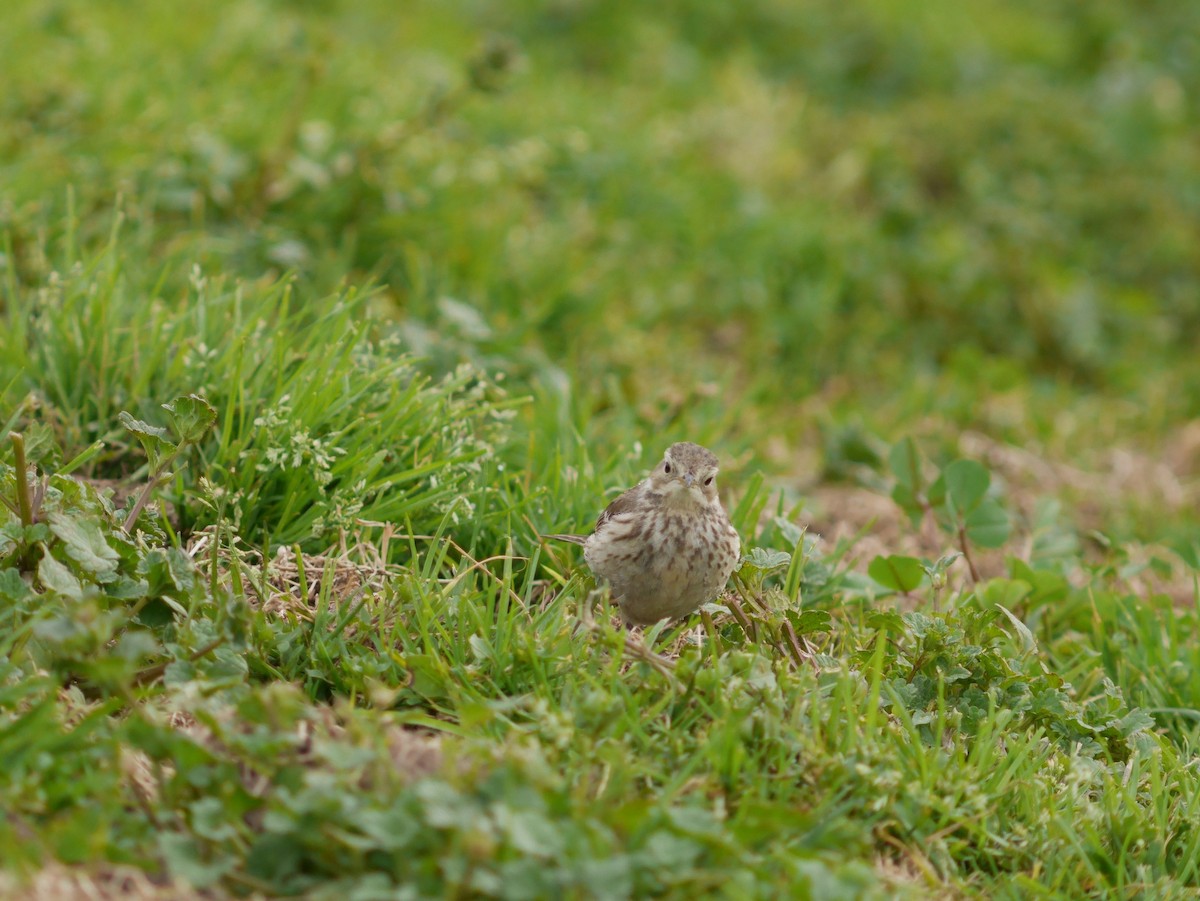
[663,462,672,474]
[704,476,714,486]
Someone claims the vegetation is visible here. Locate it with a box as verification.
[2,0,1198,897]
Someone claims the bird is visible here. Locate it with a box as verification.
[545,442,741,626]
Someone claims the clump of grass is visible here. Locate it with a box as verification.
[2,233,518,551]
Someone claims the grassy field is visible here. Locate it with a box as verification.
[2,0,1200,897]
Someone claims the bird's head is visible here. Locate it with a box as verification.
[648,442,722,508]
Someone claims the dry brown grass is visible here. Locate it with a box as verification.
[0,864,229,901]
[185,524,400,623]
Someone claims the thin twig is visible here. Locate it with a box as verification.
[442,537,530,616]
[622,629,678,680]
[957,525,981,584]
[134,636,225,686]
[724,594,758,643]
[122,473,166,534]
[780,618,813,668]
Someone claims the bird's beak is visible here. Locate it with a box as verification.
[683,473,695,488]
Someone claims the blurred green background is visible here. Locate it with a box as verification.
[3,0,1198,532]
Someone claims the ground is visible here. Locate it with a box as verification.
[2,1,1200,898]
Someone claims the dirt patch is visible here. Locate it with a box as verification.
[958,428,1198,530]
[0,865,226,901]
[803,484,929,565]
[384,726,445,780]
[802,482,1012,589]
[873,852,963,900]
[797,428,1199,606]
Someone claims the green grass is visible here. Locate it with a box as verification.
[3,0,1200,897]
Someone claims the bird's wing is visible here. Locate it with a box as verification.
[543,482,649,545]
[592,483,646,535]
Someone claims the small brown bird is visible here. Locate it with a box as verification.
[546,442,741,626]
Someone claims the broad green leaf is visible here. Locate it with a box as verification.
[134,598,175,627]
[32,612,87,643]
[743,547,792,574]
[139,547,197,596]
[158,832,231,888]
[1007,558,1069,605]
[497,807,565,858]
[189,797,241,842]
[245,833,304,884]
[868,554,925,593]
[643,830,702,869]
[926,473,946,511]
[772,515,806,547]
[118,411,174,471]
[0,567,32,601]
[108,576,150,600]
[47,512,119,576]
[787,609,832,635]
[942,459,989,516]
[978,578,1032,610]
[1116,708,1156,738]
[114,630,161,663]
[888,437,923,491]
[866,610,906,633]
[902,611,935,638]
[4,522,50,544]
[164,394,218,445]
[19,422,61,467]
[890,483,924,527]
[966,499,1011,548]
[38,552,83,600]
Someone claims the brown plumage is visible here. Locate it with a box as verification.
[545,442,741,626]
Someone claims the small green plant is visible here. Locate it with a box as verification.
[885,438,1011,585]
[118,394,217,532]
[1,397,227,691]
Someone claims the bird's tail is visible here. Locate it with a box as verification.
[541,533,588,546]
